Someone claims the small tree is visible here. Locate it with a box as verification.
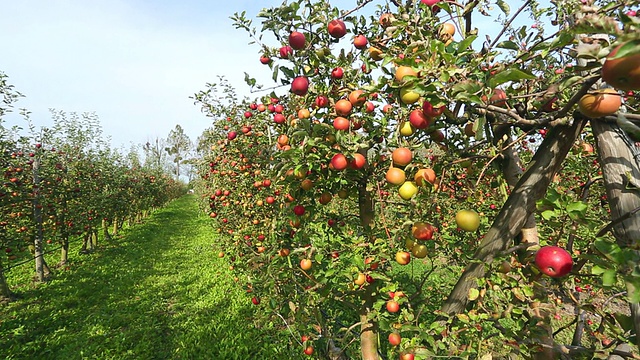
[165,125,192,179]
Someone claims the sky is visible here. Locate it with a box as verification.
[0,0,525,150]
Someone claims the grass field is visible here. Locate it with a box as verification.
[0,195,296,359]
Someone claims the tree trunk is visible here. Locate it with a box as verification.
[441,118,586,315]
[501,134,552,359]
[357,178,379,360]
[32,156,45,282]
[102,218,112,240]
[591,120,640,348]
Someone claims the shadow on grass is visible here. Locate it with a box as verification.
[0,195,296,360]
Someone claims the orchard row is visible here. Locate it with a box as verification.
[193,0,640,358]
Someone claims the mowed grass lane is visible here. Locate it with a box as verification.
[0,195,295,359]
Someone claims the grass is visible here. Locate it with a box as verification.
[0,195,296,360]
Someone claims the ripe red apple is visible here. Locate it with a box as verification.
[330,153,348,171]
[400,353,415,360]
[331,67,344,79]
[535,246,573,278]
[353,34,368,49]
[409,109,431,129]
[327,19,347,39]
[422,100,445,117]
[288,31,306,50]
[251,296,260,305]
[350,153,366,169]
[259,55,271,64]
[386,300,400,313]
[274,114,286,124]
[315,95,329,108]
[227,131,237,140]
[293,205,306,216]
[412,222,435,240]
[421,0,440,5]
[304,346,314,356]
[291,76,310,96]
[279,45,293,58]
[388,333,401,346]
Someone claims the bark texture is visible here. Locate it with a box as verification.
[591,120,640,348]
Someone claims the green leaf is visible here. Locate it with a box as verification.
[594,238,625,264]
[591,264,608,275]
[457,35,477,52]
[496,41,519,51]
[468,288,480,301]
[541,210,557,220]
[496,0,510,15]
[566,201,588,219]
[602,269,617,287]
[488,68,536,88]
[608,40,640,59]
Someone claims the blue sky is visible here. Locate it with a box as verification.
[0,0,295,148]
[0,0,523,149]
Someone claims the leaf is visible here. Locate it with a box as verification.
[495,41,520,51]
[541,210,557,220]
[591,264,608,275]
[457,35,477,52]
[566,201,588,219]
[602,269,617,287]
[468,288,480,301]
[488,68,536,88]
[594,238,624,264]
[496,0,510,15]
[609,39,640,59]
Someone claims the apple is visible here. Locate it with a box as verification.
[315,95,329,108]
[279,45,293,58]
[409,109,431,129]
[291,76,310,96]
[398,181,418,200]
[421,0,440,5]
[455,210,480,232]
[386,300,400,313]
[412,222,435,240]
[330,153,348,171]
[293,205,306,216]
[300,259,312,270]
[535,246,573,278]
[331,67,344,79]
[259,55,271,64]
[327,19,347,39]
[353,34,368,49]
[395,251,411,265]
[251,296,260,305]
[288,31,306,50]
[422,100,445,117]
[389,333,401,346]
[227,131,238,140]
[354,273,366,285]
[304,346,314,356]
[400,352,415,360]
[350,153,366,169]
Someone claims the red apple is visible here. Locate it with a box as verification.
[293,205,306,216]
[251,296,260,305]
[353,34,368,49]
[409,109,431,129]
[388,333,401,346]
[291,76,310,96]
[535,246,573,278]
[327,19,347,39]
[279,46,293,59]
[412,222,435,240]
[330,154,348,171]
[227,131,238,140]
[260,55,271,64]
[331,67,344,79]
[386,300,400,313]
[288,31,306,50]
[315,95,329,108]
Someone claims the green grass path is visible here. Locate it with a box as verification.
[0,195,292,359]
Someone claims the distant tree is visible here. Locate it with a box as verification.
[143,137,169,173]
[165,124,192,179]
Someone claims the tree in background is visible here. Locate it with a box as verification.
[165,124,192,179]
